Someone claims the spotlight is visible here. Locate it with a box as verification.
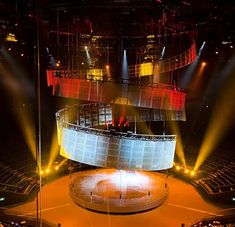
[56,61,60,67]
[106,65,110,69]
[8,47,12,51]
[20,53,24,57]
[198,41,206,54]
[215,51,219,55]
[40,170,44,175]
[122,49,128,80]
[0,197,5,202]
[201,62,206,67]
[55,166,59,170]
[230,45,233,49]
[84,47,91,65]
[81,62,84,65]
[190,171,195,176]
[176,165,180,170]
[46,168,50,173]
[160,46,165,59]
[184,169,189,174]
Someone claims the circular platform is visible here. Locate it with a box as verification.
[69,169,168,213]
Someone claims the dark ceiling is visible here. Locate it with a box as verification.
[0,0,234,63]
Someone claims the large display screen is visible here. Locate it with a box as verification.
[60,127,176,170]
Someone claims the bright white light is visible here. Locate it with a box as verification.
[160,46,165,59]
[85,47,91,65]
[198,41,206,54]
[0,197,5,201]
[110,170,150,190]
[122,49,128,80]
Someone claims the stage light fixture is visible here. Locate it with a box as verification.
[190,171,195,176]
[106,65,110,69]
[46,168,50,173]
[201,62,206,67]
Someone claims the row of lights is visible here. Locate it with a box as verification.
[173,163,196,177]
[40,166,60,176]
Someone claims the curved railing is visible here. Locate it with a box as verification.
[47,76,186,114]
[47,42,196,81]
[129,41,197,77]
[64,122,176,141]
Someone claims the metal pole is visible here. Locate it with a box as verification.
[35,1,42,226]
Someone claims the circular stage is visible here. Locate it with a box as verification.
[69,169,168,213]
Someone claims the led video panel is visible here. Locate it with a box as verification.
[60,127,176,170]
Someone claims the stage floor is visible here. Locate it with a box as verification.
[70,169,168,213]
[6,172,232,227]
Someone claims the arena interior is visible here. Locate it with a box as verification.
[0,0,235,226]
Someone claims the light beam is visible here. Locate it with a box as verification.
[194,57,235,170]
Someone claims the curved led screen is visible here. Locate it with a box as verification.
[60,127,176,170]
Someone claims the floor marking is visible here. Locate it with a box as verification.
[23,203,72,215]
[167,203,222,216]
